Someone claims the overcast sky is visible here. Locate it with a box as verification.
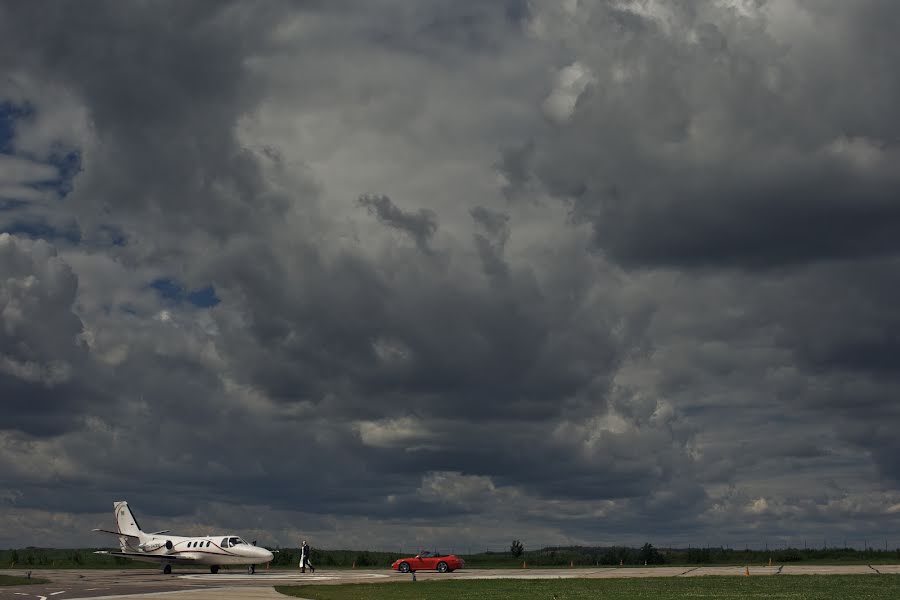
[2,0,900,552]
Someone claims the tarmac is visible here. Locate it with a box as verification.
[2,565,900,599]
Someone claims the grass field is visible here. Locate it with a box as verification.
[276,575,900,599]
[0,574,48,585]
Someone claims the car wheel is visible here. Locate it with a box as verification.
[437,561,449,573]
[399,562,410,573]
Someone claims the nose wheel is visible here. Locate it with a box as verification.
[248,564,256,574]
[210,565,219,574]
[162,564,172,575]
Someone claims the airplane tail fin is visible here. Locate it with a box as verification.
[114,501,145,544]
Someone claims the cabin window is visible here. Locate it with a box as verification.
[206,541,211,547]
[221,538,229,547]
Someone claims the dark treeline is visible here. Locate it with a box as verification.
[0,547,405,570]
[3,545,900,569]
[477,545,900,566]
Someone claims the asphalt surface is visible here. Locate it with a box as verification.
[3,565,900,599]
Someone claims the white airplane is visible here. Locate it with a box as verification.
[93,500,274,574]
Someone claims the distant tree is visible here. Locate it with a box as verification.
[686,547,711,564]
[638,543,663,565]
[510,540,524,558]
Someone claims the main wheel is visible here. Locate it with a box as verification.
[162,564,172,575]
[398,562,410,573]
[210,565,219,574]
[437,561,449,573]
[248,564,256,574]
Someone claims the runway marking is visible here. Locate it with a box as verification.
[49,593,66,596]
[179,572,389,582]
[448,570,615,580]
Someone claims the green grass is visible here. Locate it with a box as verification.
[276,575,900,599]
[0,574,49,585]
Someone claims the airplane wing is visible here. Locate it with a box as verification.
[94,551,200,564]
[93,528,140,540]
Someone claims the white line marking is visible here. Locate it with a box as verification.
[178,572,389,582]
[50,593,67,596]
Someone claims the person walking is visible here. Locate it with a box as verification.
[299,540,315,573]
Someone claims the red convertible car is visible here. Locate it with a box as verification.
[391,551,465,573]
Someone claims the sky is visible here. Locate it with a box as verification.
[1,0,900,552]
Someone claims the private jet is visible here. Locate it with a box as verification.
[93,500,274,574]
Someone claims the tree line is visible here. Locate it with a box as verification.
[3,544,900,569]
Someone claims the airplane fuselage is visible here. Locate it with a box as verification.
[127,534,274,566]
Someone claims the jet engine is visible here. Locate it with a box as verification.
[138,539,175,553]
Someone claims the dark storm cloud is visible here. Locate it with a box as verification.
[358,194,438,252]
[471,206,511,278]
[2,0,900,551]
[0,234,102,436]
[0,0,289,256]
[513,0,900,269]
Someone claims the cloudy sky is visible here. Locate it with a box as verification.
[2,0,900,552]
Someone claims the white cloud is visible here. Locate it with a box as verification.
[542,62,595,124]
[825,136,886,170]
[355,417,433,449]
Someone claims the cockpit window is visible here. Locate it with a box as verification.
[228,537,244,547]
[221,538,229,547]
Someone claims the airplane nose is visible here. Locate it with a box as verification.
[263,549,274,562]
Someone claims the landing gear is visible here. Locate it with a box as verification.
[162,564,172,575]
[248,564,256,575]
[210,566,219,574]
